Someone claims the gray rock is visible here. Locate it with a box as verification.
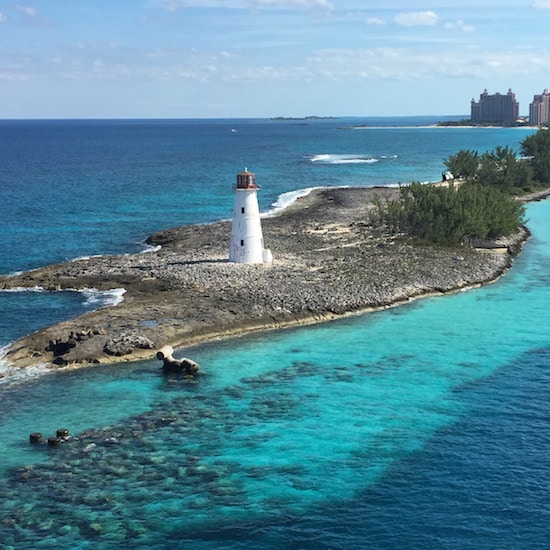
[104,331,155,356]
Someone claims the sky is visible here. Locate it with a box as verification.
[1,1,550,119]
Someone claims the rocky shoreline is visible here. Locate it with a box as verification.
[0,186,537,379]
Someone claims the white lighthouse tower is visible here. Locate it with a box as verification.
[229,168,272,264]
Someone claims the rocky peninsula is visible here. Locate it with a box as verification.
[0,186,534,379]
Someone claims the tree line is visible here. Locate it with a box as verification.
[372,128,550,246]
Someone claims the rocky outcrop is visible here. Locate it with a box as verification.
[104,331,156,357]
[0,187,532,376]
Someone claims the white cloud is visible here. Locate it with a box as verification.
[246,0,334,10]
[366,17,386,26]
[6,39,550,88]
[395,10,439,27]
[444,19,475,32]
[153,0,334,11]
[0,12,8,23]
[306,47,550,82]
[532,0,550,8]
[15,4,39,17]
[153,0,242,11]
[12,4,52,27]
[155,1,180,12]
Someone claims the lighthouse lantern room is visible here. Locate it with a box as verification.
[229,168,272,264]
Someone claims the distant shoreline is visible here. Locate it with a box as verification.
[352,123,540,130]
[270,116,337,121]
[1,185,538,384]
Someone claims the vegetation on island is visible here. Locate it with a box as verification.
[436,119,526,127]
[372,182,524,246]
[270,116,336,121]
[436,118,473,127]
[372,128,550,246]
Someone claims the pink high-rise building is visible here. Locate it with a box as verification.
[471,89,519,124]
[529,89,550,126]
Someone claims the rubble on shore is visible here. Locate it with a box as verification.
[0,187,530,375]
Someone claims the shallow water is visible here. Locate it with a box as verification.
[0,119,548,548]
[0,200,548,548]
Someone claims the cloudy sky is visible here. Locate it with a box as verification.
[1,0,550,118]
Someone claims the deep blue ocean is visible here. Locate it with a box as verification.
[0,117,548,548]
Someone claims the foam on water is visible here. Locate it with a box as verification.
[0,355,50,387]
[309,153,381,164]
[0,286,125,307]
[266,187,319,216]
[79,287,127,308]
[140,243,162,253]
[71,254,104,262]
[0,285,46,293]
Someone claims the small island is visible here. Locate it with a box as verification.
[0,186,531,378]
[436,119,528,127]
[270,116,337,121]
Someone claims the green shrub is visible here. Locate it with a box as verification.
[374,183,524,246]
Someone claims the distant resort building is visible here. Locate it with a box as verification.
[529,89,550,126]
[471,89,519,124]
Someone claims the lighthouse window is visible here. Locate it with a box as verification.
[240,240,244,246]
[241,207,245,214]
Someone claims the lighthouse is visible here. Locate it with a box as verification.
[229,168,272,264]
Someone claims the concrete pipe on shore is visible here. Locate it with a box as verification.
[156,345,200,375]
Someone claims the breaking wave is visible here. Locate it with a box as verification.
[266,187,320,216]
[79,287,127,308]
[140,243,161,253]
[0,363,50,387]
[71,254,103,262]
[0,346,50,386]
[0,286,126,309]
[309,154,383,165]
[0,286,46,293]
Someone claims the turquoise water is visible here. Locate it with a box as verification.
[0,202,548,548]
[0,119,548,548]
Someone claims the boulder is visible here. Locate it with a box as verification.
[104,331,156,356]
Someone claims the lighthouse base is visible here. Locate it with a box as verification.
[228,247,272,264]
